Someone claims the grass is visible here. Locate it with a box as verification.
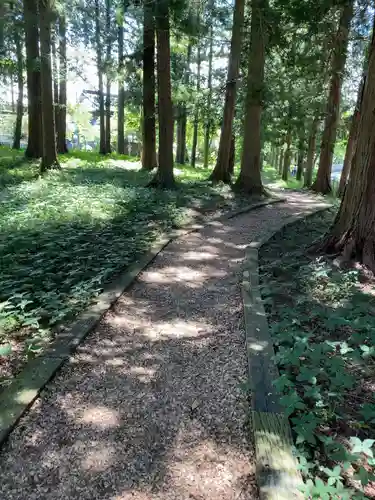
[259,211,375,499]
[0,147,253,381]
[262,163,303,190]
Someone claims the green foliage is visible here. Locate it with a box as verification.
[260,210,375,498]
[0,148,247,371]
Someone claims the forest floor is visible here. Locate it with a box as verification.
[0,191,326,500]
[0,147,302,387]
[0,148,259,385]
[259,211,375,498]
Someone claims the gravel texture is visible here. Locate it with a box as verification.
[0,192,324,500]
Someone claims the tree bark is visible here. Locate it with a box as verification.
[319,24,375,272]
[51,27,59,130]
[209,0,245,183]
[175,107,183,164]
[149,0,175,188]
[12,23,24,150]
[178,42,191,165]
[117,19,125,154]
[142,0,157,170]
[278,146,284,175]
[105,0,111,153]
[337,74,365,197]
[39,0,60,172]
[296,133,305,181]
[57,11,68,153]
[274,148,279,171]
[311,0,354,194]
[282,128,291,182]
[24,0,42,158]
[191,41,201,167]
[304,117,318,188]
[203,7,214,169]
[95,0,106,154]
[234,0,267,195]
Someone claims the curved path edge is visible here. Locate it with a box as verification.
[0,196,285,448]
[242,205,332,500]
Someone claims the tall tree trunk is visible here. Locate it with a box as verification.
[191,41,201,167]
[203,8,214,169]
[12,24,24,150]
[275,148,279,171]
[338,74,365,197]
[149,0,175,188]
[282,128,291,182]
[142,0,157,170]
[181,44,191,165]
[51,27,59,130]
[39,0,60,172]
[57,11,67,153]
[95,0,106,154]
[278,146,284,175]
[11,73,15,113]
[304,117,318,188]
[117,20,125,154]
[234,0,267,195]
[311,0,354,194]
[105,0,111,153]
[175,107,183,164]
[319,24,375,271]
[228,135,235,175]
[209,0,245,183]
[296,133,305,181]
[24,0,42,158]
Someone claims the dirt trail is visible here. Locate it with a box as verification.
[0,192,325,500]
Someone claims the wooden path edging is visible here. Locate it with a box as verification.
[0,196,286,448]
[242,205,332,500]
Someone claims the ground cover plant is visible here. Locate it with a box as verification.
[0,148,251,385]
[259,209,375,499]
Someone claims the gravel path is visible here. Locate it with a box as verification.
[0,192,325,500]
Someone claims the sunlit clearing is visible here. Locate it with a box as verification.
[157,320,212,340]
[168,431,252,499]
[81,444,116,472]
[129,366,156,383]
[80,405,120,429]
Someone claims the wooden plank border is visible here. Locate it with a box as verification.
[242,205,332,500]
[0,197,285,448]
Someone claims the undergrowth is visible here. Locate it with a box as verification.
[259,209,375,499]
[0,148,248,378]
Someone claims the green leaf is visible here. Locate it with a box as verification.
[0,343,12,356]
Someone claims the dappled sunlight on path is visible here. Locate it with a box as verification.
[0,191,324,500]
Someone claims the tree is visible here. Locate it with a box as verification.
[117,11,125,154]
[95,0,106,154]
[12,17,24,150]
[105,0,112,153]
[337,71,365,197]
[234,0,268,195]
[57,10,68,153]
[191,40,201,167]
[51,27,59,128]
[203,2,214,169]
[282,126,291,182]
[175,43,191,165]
[311,0,354,194]
[24,0,42,158]
[319,23,375,272]
[296,131,305,181]
[304,116,318,187]
[39,0,60,172]
[209,0,245,183]
[142,0,157,170]
[149,0,175,188]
